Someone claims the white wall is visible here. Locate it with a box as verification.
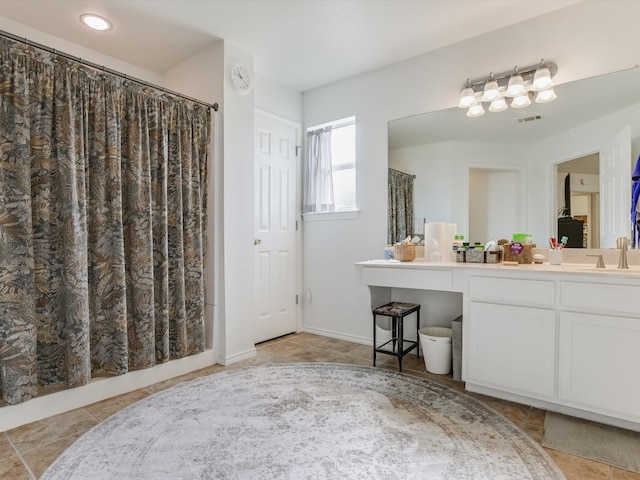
[255,72,303,124]
[302,1,640,344]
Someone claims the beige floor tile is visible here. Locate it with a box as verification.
[315,337,363,353]
[0,433,16,462]
[285,332,331,346]
[21,431,83,478]
[344,343,374,360]
[142,372,198,395]
[484,398,531,429]
[6,408,97,452]
[0,454,32,480]
[523,407,547,443]
[85,389,151,422]
[190,363,225,377]
[545,448,612,480]
[613,467,640,479]
[1,332,635,480]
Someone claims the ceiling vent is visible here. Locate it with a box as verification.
[517,115,542,123]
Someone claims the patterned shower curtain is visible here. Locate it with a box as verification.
[387,168,415,245]
[0,37,211,405]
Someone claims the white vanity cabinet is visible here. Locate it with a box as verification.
[357,260,640,430]
[558,280,640,423]
[466,275,556,400]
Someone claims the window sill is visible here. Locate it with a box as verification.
[303,210,360,221]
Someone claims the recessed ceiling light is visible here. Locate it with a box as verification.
[80,14,112,31]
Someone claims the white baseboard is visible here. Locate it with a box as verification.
[465,382,640,433]
[302,326,370,346]
[0,350,217,432]
[220,347,257,366]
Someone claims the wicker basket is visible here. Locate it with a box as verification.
[502,243,535,264]
[394,243,416,262]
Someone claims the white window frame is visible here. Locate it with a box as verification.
[303,116,359,221]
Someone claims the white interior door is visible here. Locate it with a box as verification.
[600,126,631,248]
[254,111,299,343]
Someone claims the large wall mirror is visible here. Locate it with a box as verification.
[388,67,640,248]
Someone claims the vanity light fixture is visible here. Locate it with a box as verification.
[511,92,532,109]
[488,96,508,112]
[80,13,112,31]
[535,87,558,103]
[481,74,500,102]
[458,60,557,117]
[506,69,526,97]
[458,81,477,108]
[466,103,485,118]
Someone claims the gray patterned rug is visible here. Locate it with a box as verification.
[41,363,565,479]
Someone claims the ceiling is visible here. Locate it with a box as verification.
[0,0,580,92]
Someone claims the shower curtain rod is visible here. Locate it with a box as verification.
[0,29,219,112]
[389,168,416,179]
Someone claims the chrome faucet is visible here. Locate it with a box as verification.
[617,236,629,269]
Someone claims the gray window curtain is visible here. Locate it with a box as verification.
[388,168,415,244]
[303,126,334,213]
[0,37,211,405]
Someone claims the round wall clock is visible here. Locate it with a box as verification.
[230,63,253,95]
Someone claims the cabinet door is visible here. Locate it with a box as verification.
[466,302,556,399]
[558,311,640,422]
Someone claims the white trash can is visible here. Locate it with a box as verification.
[419,327,452,374]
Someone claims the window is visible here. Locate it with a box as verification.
[329,117,356,211]
[304,116,356,216]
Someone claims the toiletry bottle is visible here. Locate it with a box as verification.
[452,234,464,261]
[384,245,394,260]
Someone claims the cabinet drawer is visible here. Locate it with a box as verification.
[561,282,640,315]
[361,267,453,291]
[469,276,555,306]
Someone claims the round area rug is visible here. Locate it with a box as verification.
[41,363,565,480]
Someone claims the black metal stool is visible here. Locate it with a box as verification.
[372,301,420,372]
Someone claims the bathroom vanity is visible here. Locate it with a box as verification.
[357,259,640,431]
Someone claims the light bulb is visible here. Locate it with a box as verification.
[506,74,525,97]
[533,67,553,91]
[535,87,557,103]
[489,97,508,112]
[511,93,531,108]
[458,87,477,108]
[467,103,485,117]
[481,79,500,102]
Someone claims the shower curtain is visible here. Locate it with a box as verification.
[0,37,211,405]
[388,168,415,245]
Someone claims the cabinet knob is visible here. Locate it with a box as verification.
[254,238,262,246]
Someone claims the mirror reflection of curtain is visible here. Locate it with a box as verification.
[388,168,415,244]
[0,37,211,405]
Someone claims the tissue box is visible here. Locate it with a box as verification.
[502,243,535,264]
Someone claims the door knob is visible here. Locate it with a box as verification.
[254,238,262,245]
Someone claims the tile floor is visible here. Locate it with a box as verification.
[1,332,639,479]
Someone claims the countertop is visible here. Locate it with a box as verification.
[356,259,640,277]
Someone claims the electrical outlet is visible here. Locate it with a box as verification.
[305,290,312,303]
